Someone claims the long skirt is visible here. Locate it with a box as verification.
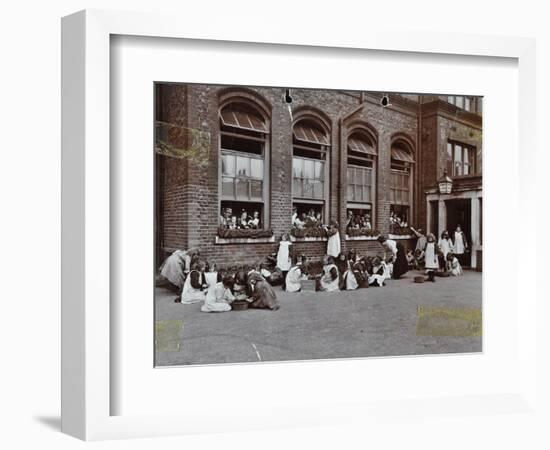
[392,243,409,279]
[249,281,279,310]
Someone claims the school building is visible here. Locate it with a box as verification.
[155,84,483,269]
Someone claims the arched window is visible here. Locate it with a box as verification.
[346,130,377,229]
[390,139,415,231]
[292,118,330,223]
[219,101,269,230]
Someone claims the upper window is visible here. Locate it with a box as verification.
[346,131,376,209]
[219,101,269,230]
[447,95,478,113]
[447,140,476,176]
[292,119,330,223]
[390,140,414,232]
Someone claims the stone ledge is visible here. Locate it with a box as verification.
[345,235,380,241]
[388,234,414,240]
[290,236,328,243]
[215,235,276,245]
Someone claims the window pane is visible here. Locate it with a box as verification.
[293,177,303,197]
[390,189,395,203]
[236,156,250,177]
[293,158,303,178]
[365,169,372,186]
[222,177,234,197]
[304,159,314,180]
[347,183,354,201]
[303,178,314,198]
[250,180,263,199]
[464,97,471,111]
[313,180,324,199]
[454,144,462,176]
[448,96,455,105]
[250,158,263,178]
[236,179,249,198]
[315,161,324,180]
[456,96,464,109]
[221,154,235,176]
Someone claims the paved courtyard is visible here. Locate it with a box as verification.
[154,270,482,366]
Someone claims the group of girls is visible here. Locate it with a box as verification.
[178,261,280,312]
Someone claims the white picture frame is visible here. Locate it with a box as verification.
[61,9,539,441]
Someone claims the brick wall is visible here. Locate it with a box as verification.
[156,85,479,267]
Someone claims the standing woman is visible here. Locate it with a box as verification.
[377,235,408,279]
[326,220,341,258]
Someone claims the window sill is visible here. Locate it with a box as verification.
[345,235,380,241]
[290,236,328,243]
[388,234,414,240]
[215,235,275,245]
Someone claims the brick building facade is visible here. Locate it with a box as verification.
[155,84,482,269]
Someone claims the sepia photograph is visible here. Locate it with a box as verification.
[154,84,483,366]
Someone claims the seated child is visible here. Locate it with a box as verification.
[406,250,416,269]
[228,216,238,230]
[285,256,307,293]
[336,253,358,290]
[180,262,207,304]
[368,256,390,287]
[233,270,250,302]
[201,273,234,313]
[318,256,340,292]
[447,252,463,276]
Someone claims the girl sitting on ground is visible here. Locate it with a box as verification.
[318,255,340,292]
[180,261,207,304]
[233,269,249,302]
[336,253,358,290]
[201,273,234,313]
[285,256,307,293]
[447,252,463,276]
[368,256,390,287]
[248,272,280,310]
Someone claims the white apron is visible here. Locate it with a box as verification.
[454,232,466,254]
[201,281,233,312]
[438,238,453,259]
[327,232,341,258]
[285,265,303,293]
[320,264,340,292]
[276,241,292,271]
[181,270,206,304]
[424,242,439,270]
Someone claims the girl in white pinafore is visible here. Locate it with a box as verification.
[201,272,233,313]
[285,259,306,293]
[453,225,468,256]
[319,256,340,292]
[422,233,440,282]
[180,263,207,304]
[277,233,292,291]
[437,230,454,261]
[326,221,341,258]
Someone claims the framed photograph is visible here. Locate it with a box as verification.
[62,9,538,441]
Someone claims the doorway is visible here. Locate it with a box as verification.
[445,198,471,266]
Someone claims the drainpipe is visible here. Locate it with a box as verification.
[417,96,422,229]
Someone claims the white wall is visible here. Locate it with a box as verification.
[0,1,548,449]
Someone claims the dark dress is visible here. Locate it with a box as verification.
[247,273,279,310]
[392,242,409,279]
